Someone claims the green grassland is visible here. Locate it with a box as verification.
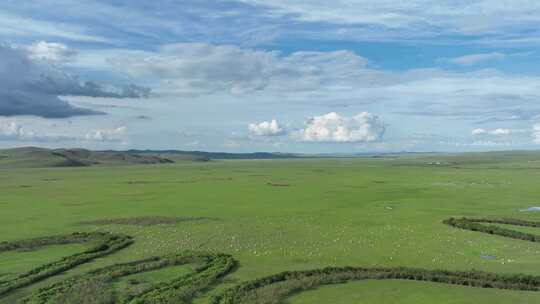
[1,152,540,303]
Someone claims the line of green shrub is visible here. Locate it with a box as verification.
[0,232,133,296]
[210,266,540,304]
[210,217,540,304]
[23,251,236,304]
[5,217,540,303]
[443,217,540,242]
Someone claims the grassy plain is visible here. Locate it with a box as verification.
[1,152,540,303]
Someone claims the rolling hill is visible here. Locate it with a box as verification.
[0,147,298,168]
[0,147,176,168]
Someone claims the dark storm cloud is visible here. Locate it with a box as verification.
[0,44,150,118]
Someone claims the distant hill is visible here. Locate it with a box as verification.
[0,147,298,168]
[112,149,297,160]
[0,147,176,168]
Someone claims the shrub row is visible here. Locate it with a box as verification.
[4,216,540,303]
[23,251,236,304]
[211,217,540,304]
[443,217,540,242]
[210,266,540,304]
[0,232,133,296]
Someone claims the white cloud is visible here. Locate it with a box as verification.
[110,43,368,95]
[471,128,488,136]
[93,43,540,130]
[248,119,285,136]
[0,12,108,42]
[27,41,77,64]
[444,52,506,66]
[106,43,540,119]
[492,128,512,135]
[86,126,127,142]
[472,128,512,136]
[70,43,540,153]
[534,124,540,144]
[470,140,512,147]
[241,1,540,39]
[0,120,36,140]
[295,112,385,142]
[0,119,78,142]
[0,118,132,144]
[2,1,539,49]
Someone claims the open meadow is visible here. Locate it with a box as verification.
[1,152,540,303]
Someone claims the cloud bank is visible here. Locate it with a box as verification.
[3,1,540,47]
[241,0,540,44]
[107,43,540,129]
[111,43,368,95]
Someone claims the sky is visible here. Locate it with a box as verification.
[1,0,540,153]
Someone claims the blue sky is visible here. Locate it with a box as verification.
[1,0,540,153]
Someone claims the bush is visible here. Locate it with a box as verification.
[5,216,540,304]
[23,251,236,304]
[0,232,133,296]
